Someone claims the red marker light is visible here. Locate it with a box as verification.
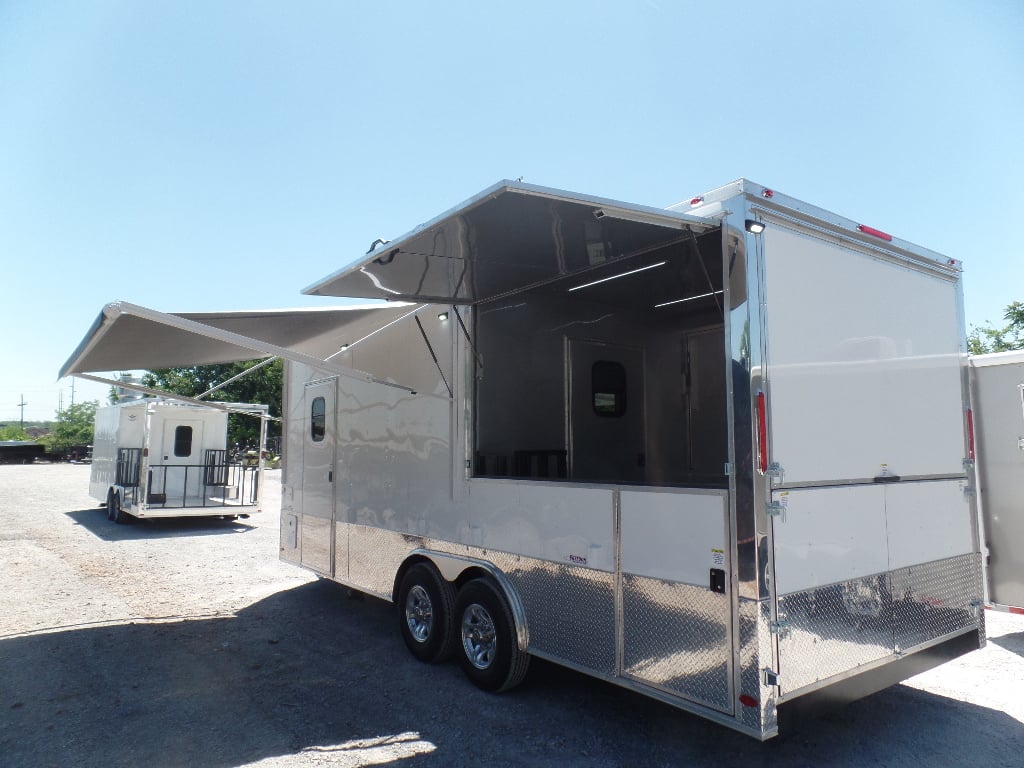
[143,448,149,457]
[966,408,975,461]
[857,224,893,242]
[756,391,768,475]
[690,197,704,206]
[762,189,774,199]
[739,694,759,708]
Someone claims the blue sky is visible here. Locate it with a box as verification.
[1,1,1022,421]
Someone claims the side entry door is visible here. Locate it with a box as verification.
[157,418,204,503]
[569,339,646,483]
[301,378,337,576]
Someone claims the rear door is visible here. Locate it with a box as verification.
[157,418,204,503]
[761,223,977,694]
[301,378,337,576]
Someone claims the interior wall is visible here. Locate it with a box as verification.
[474,293,728,487]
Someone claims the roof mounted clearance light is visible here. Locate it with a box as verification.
[568,261,666,292]
[762,189,774,199]
[690,197,703,206]
[654,289,724,308]
[857,224,893,242]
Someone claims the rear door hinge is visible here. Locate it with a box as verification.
[770,619,791,638]
[766,462,784,483]
[767,501,786,519]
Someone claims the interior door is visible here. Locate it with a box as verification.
[157,418,204,502]
[569,339,646,483]
[301,378,337,576]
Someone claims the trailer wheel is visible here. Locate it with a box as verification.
[108,490,130,524]
[397,563,456,663]
[454,578,529,692]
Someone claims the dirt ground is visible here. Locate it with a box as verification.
[1,463,1022,768]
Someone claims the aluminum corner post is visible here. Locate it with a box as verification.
[701,191,780,737]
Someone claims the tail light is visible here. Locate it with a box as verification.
[756,391,768,474]
[966,408,975,461]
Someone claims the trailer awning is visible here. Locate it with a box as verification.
[303,180,719,304]
[60,301,416,379]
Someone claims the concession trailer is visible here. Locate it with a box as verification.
[61,179,994,739]
[969,350,1024,614]
[88,397,267,522]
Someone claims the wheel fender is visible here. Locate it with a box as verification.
[405,549,530,651]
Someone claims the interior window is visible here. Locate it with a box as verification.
[593,361,627,417]
[173,426,193,457]
[311,396,326,442]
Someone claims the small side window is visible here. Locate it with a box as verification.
[311,396,326,442]
[173,426,193,457]
[593,360,627,418]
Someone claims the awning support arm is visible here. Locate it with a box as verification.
[71,372,281,420]
[197,356,279,399]
[453,306,483,377]
[414,316,453,399]
[689,229,723,315]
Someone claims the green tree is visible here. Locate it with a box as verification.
[38,400,99,450]
[968,301,1024,355]
[141,359,282,447]
[0,425,30,440]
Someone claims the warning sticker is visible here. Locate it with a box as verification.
[711,548,725,568]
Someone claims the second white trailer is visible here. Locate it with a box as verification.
[970,350,1024,613]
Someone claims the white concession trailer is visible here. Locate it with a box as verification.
[61,179,998,739]
[970,350,1024,614]
[89,397,268,522]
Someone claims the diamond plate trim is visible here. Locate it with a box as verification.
[621,575,731,712]
[500,557,617,674]
[890,552,982,652]
[777,554,984,697]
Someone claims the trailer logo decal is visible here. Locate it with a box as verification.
[568,554,588,566]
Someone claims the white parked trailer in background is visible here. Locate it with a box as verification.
[61,179,1001,739]
[970,350,1024,613]
[91,398,267,523]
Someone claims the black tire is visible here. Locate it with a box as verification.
[108,490,130,524]
[454,578,530,692]
[397,563,456,663]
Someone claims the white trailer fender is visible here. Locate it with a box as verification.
[404,549,530,651]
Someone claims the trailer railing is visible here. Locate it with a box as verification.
[148,462,258,509]
[116,450,259,510]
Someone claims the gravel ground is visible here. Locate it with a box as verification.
[1,463,1022,768]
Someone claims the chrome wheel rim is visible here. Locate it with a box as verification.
[461,603,496,670]
[405,585,433,643]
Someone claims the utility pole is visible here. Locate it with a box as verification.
[17,395,27,430]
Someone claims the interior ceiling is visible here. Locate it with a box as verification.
[303,182,717,304]
[527,233,724,317]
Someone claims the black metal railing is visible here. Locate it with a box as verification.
[141,458,260,509]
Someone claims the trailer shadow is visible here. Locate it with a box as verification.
[991,630,1024,657]
[2,579,1022,768]
[65,507,256,541]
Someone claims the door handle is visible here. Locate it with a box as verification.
[328,471,333,483]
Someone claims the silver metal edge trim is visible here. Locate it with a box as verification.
[776,625,981,703]
[772,473,970,491]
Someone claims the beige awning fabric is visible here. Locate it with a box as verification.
[60,301,417,378]
[303,179,717,304]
